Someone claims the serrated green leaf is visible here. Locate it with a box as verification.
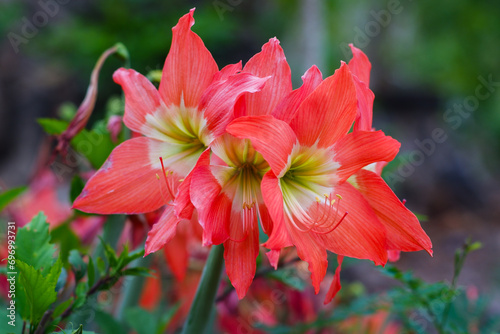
[16,212,56,273]
[53,297,74,319]
[0,186,27,212]
[69,250,87,281]
[16,258,62,325]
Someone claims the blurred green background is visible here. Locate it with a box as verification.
[1,0,499,323]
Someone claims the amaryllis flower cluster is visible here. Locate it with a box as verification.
[73,9,432,302]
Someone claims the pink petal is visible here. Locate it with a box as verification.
[73,137,170,214]
[159,9,218,108]
[316,182,388,266]
[353,169,433,255]
[272,65,323,123]
[190,165,231,245]
[227,115,297,176]
[334,130,400,182]
[348,44,371,86]
[324,255,344,304]
[241,37,292,116]
[261,171,292,250]
[289,62,357,148]
[145,208,181,256]
[200,73,269,137]
[224,220,260,299]
[113,68,164,136]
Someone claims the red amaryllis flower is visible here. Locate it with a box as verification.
[227,62,401,296]
[73,10,267,253]
[189,38,291,298]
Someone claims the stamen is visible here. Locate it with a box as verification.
[157,157,176,205]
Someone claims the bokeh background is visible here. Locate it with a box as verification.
[1,0,500,328]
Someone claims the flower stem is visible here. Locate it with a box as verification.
[181,244,224,334]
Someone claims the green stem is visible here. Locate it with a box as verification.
[181,244,225,334]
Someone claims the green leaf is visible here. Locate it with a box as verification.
[125,307,157,334]
[74,281,88,309]
[0,186,27,212]
[96,257,106,275]
[94,309,127,333]
[87,256,95,288]
[53,297,74,319]
[121,267,153,278]
[70,175,86,203]
[267,268,305,291]
[16,212,56,273]
[16,258,63,325]
[38,118,68,135]
[50,222,83,265]
[69,250,87,281]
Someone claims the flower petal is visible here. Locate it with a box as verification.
[145,208,181,256]
[240,37,292,117]
[175,149,211,220]
[352,77,375,132]
[287,222,328,293]
[289,62,357,148]
[200,72,269,137]
[227,115,297,176]
[159,9,218,108]
[224,220,260,299]
[324,255,343,304]
[272,65,323,123]
[73,137,169,214]
[261,171,292,250]
[352,169,433,255]
[315,182,388,265]
[334,130,400,183]
[348,44,371,86]
[113,68,165,136]
[190,165,231,245]
[163,222,189,280]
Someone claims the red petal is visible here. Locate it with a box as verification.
[287,223,328,293]
[241,37,292,116]
[261,171,292,250]
[352,77,375,132]
[388,250,401,262]
[145,208,181,256]
[73,137,168,214]
[190,165,231,245]
[266,249,280,270]
[316,182,388,265]
[334,130,400,182]
[224,220,260,299]
[289,62,357,148]
[200,73,269,137]
[272,65,323,123]
[159,9,218,108]
[175,149,211,220]
[324,255,344,304]
[113,68,164,136]
[353,169,433,255]
[213,61,242,82]
[227,115,297,176]
[348,44,371,86]
[163,221,189,280]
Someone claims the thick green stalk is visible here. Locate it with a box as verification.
[181,244,225,334]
